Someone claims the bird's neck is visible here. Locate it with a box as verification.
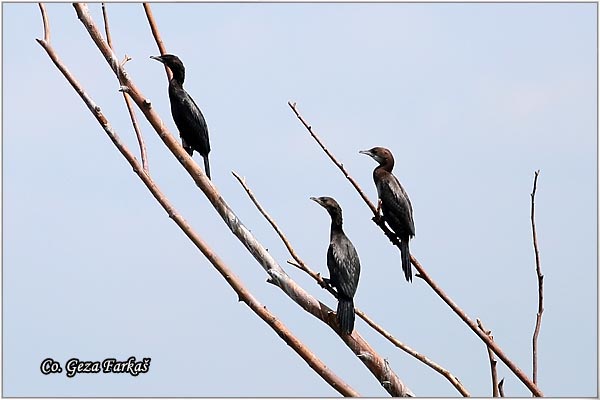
[373,166,389,182]
[169,71,185,86]
[329,213,344,235]
[375,158,394,173]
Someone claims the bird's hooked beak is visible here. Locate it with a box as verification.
[360,148,385,165]
[150,55,164,64]
[310,196,325,207]
[359,149,374,158]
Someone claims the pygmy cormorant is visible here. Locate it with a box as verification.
[150,54,211,179]
[360,147,415,282]
[311,196,361,334]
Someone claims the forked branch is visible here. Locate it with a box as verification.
[101,3,149,172]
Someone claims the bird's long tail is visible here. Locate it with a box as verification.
[203,156,211,180]
[337,297,355,334]
[400,238,412,282]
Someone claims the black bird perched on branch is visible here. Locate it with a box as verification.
[150,54,211,179]
[360,147,415,282]
[311,196,361,334]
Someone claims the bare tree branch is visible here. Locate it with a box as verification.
[498,378,505,397]
[360,310,470,397]
[477,319,499,397]
[101,3,112,49]
[287,100,544,397]
[121,58,150,173]
[142,3,171,80]
[231,171,336,295]
[69,3,413,396]
[232,171,470,397]
[36,6,358,396]
[530,169,543,388]
[101,3,149,173]
[38,3,50,42]
[288,101,378,215]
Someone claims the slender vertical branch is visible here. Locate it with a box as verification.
[233,171,470,397]
[121,67,150,173]
[288,100,544,397]
[530,170,543,387]
[100,3,149,172]
[36,7,358,396]
[38,3,50,42]
[477,319,499,397]
[142,3,171,80]
[101,3,113,49]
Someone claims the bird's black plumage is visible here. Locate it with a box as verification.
[360,147,415,282]
[311,196,361,334]
[151,54,211,179]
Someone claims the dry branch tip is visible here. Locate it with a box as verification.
[38,3,50,43]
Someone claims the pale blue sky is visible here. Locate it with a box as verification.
[3,2,597,397]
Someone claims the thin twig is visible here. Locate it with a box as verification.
[477,319,499,397]
[36,7,358,396]
[233,171,470,397]
[358,309,469,397]
[101,4,149,173]
[101,3,112,49]
[231,171,337,295]
[72,4,412,396]
[142,3,171,80]
[122,57,150,173]
[530,170,543,388]
[39,3,50,42]
[288,102,377,215]
[498,378,505,397]
[288,100,544,397]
